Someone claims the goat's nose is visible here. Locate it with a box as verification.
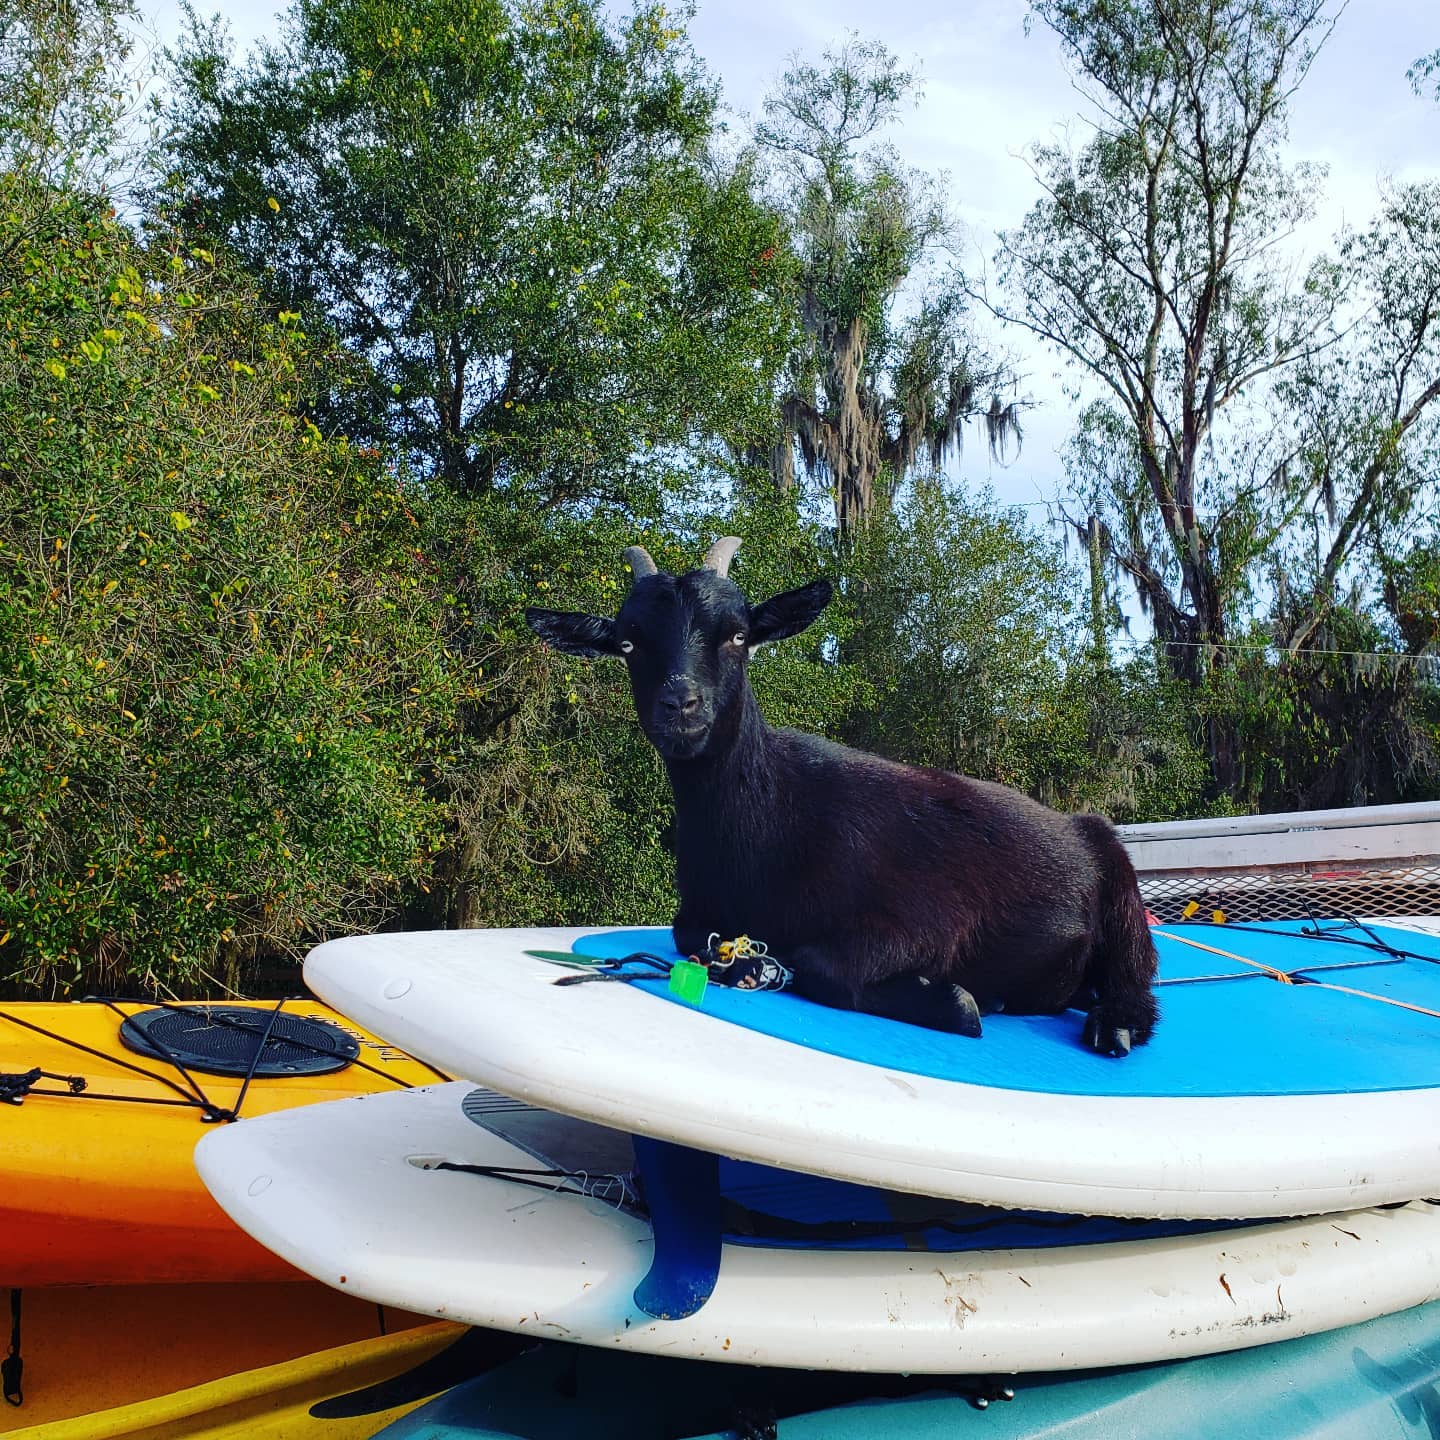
[659,682,702,717]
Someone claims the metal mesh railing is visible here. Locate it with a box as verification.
[1137,862,1440,925]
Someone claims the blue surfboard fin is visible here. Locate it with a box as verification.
[631,1137,722,1320]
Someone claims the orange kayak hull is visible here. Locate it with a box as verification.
[1,1000,446,1287]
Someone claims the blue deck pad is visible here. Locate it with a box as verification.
[716,1156,1249,1253]
[570,921,1440,1099]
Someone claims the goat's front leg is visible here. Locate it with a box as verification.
[790,945,983,1038]
[865,973,983,1037]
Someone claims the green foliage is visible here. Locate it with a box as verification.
[1207,180,1440,809]
[757,39,932,344]
[1274,180,1440,625]
[159,0,794,501]
[842,480,1073,782]
[0,174,459,993]
[1030,654,1209,822]
[405,495,679,931]
[1409,47,1440,103]
[833,479,1206,820]
[1206,615,1440,812]
[0,0,136,184]
[149,0,811,944]
[1002,3,1440,815]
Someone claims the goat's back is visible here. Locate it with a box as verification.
[674,727,1125,1004]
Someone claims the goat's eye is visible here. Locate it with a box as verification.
[732,632,747,648]
[619,639,634,655]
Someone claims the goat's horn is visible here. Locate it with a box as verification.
[623,545,658,581]
[702,536,742,578]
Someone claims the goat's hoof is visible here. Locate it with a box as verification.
[940,984,983,1038]
[1082,1007,1132,1058]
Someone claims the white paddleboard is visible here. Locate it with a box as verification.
[195,1081,1440,1374]
[300,922,1440,1220]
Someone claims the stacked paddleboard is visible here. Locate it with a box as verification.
[196,918,1440,1373]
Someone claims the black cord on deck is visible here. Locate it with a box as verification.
[0,1009,216,1114]
[431,1161,640,1210]
[95,999,234,1121]
[226,997,288,1123]
[0,1067,86,1104]
[1,996,450,1122]
[87,993,452,1089]
[1169,914,1440,967]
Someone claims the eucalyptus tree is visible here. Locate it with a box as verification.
[1410,47,1440,102]
[988,0,1340,700]
[158,0,792,505]
[755,39,1017,541]
[1211,52,1440,810]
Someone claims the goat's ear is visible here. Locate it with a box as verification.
[747,580,832,647]
[525,608,622,658]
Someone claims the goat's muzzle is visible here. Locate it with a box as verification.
[648,678,712,757]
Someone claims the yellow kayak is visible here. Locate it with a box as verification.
[0,1282,474,1436]
[5,1325,463,1439]
[1,999,446,1286]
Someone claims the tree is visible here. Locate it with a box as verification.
[0,0,135,185]
[841,479,1074,778]
[836,478,1205,818]
[1277,181,1440,652]
[158,0,792,504]
[1043,650,1208,820]
[988,0,1339,720]
[1208,610,1440,811]
[1218,179,1440,810]
[755,39,1018,541]
[155,0,813,937]
[1409,47,1440,103]
[0,175,461,994]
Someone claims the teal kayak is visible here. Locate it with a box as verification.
[376,1298,1440,1439]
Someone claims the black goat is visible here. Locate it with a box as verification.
[526,538,1158,1056]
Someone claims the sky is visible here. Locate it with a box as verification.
[137,0,1440,515]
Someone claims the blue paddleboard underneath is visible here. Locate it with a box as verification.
[570,920,1440,1099]
[373,1296,1440,1440]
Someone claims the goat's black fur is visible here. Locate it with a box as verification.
[526,544,1158,1055]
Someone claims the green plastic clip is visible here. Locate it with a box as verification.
[668,960,709,1006]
